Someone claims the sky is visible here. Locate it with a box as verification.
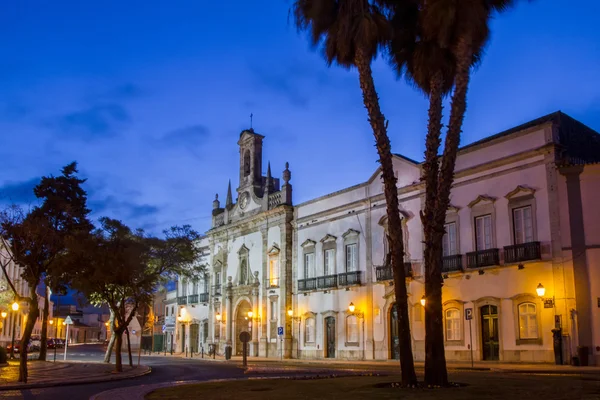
[1,0,599,237]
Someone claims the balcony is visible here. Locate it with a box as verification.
[298,278,317,291]
[212,285,222,296]
[504,241,541,263]
[317,275,338,289]
[442,254,463,273]
[187,294,198,304]
[177,296,187,305]
[375,263,413,282]
[466,248,500,269]
[199,293,209,303]
[338,271,362,287]
[265,277,280,289]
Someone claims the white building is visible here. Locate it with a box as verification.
[174,112,600,365]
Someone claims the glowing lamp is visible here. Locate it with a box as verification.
[11,302,19,311]
[248,311,253,318]
[1,312,6,319]
[348,302,355,313]
[287,308,293,317]
[536,283,545,297]
[215,312,222,322]
[420,295,426,307]
[49,320,53,325]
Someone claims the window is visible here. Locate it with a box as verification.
[513,206,533,244]
[345,244,358,272]
[445,308,461,341]
[215,271,221,285]
[304,252,315,278]
[203,274,209,293]
[270,300,277,321]
[166,307,169,316]
[475,214,492,250]
[192,280,199,295]
[181,280,188,296]
[346,315,359,343]
[324,249,335,276]
[518,303,538,339]
[240,259,248,284]
[442,222,457,256]
[305,318,315,343]
[269,257,279,287]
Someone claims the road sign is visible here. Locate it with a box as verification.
[277,326,283,336]
[465,308,473,320]
[64,316,73,325]
[162,325,166,332]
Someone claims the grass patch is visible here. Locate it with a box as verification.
[146,372,598,400]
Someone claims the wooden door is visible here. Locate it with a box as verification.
[481,305,499,361]
[325,316,336,358]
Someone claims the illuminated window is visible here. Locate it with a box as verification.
[445,308,461,341]
[305,318,315,343]
[346,315,359,343]
[518,302,538,339]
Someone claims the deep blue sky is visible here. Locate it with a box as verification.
[1,0,599,235]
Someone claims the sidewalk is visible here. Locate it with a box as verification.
[146,351,600,375]
[0,360,151,390]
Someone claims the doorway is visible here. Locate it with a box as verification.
[389,303,400,360]
[180,324,186,353]
[190,323,199,353]
[325,316,336,358]
[235,300,252,355]
[480,305,499,361]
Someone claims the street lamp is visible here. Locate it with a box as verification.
[348,302,355,313]
[536,283,545,297]
[10,302,19,359]
[215,312,222,322]
[287,308,293,317]
[420,295,426,307]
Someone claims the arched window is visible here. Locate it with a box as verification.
[445,308,461,341]
[243,150,251,176]
[518,302,538,339]
[304,318,315,343]
[346,315,359,344]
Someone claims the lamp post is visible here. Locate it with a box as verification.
[536,283,562,365]
[347,302,365,360]
[10,302,19,360]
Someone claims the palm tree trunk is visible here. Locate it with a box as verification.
[355,47,417,386]
[38,286,50,361]
[423,73,449,386]
[425,35,473,387]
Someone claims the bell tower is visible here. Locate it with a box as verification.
[237,128,264,195]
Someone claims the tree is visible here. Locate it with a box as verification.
[69,218,201,372]
[0,163,92,383]
[292,0,417,385]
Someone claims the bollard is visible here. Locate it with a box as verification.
[201,346,204,359]
[185,346,188,358]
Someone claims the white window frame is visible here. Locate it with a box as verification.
[269,257,279,287]
[513,206,534,245]
[518,302,538,340]
[345,315,359,345]
[442,222,458,257]
[304,252,315,278]
[345,243,358,272]
[445,308,461,341]
[475,214,493,251]
[304,317,315,344]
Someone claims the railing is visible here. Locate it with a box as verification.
[466,248,500,269]
[212,285,222,296]
[338,271,362,286]
[442,254,463,273]
[298,278,317,291]
[177,296,187,305]
[317,275,338,289]
[214,213,224,227]
[268,192,282,209]
[187,294,198,304]
[265,277,280,289]
[374,263,413,282]
[504,241,541,263]
[199,293,209,303]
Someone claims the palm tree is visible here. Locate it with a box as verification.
[292,0,418,386]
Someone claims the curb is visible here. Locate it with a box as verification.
[0,366,152,391]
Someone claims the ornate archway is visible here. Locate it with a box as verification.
[234,300,252,355]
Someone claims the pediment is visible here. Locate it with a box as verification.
[302,311,317,319]
[378,210,410,227]
[505,185,536,199]
[468,195,496,208]
[237,244,249,254]
[268,244,280,255]
[301,239,316,248]
[342,228,360,239]
[320,234,337,243]
[447,204,460,213]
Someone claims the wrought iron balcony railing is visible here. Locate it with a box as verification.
[442,254,463,273]
[177,296,187,305]
[198,293,209,303]
[317,274,338,289]
[504,241,541,263]
[338,271,362,286]
[187,294,198,304]
[298,278,317,291]
[466,248,500,269]
[375,263,413,282]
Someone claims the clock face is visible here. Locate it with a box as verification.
[239,192,249,210]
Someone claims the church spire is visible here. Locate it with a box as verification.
[226,180,233,208]
[265,161,273,193]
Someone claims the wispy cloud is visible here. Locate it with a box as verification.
[0,177,40,204]
[89,195,160,221]
[47,103,130,139]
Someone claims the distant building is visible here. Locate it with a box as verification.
[173,112,600,366]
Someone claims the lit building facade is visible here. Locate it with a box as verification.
[174,112,600,365]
